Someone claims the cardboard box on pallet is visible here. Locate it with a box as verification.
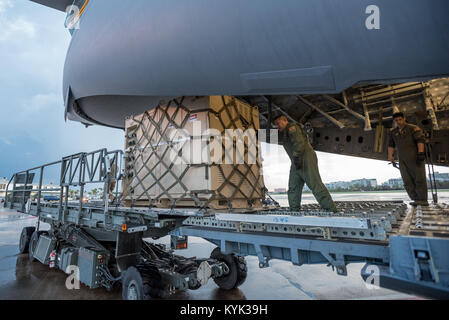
[123,96,266,210]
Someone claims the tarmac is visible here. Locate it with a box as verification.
[0,206,422,300]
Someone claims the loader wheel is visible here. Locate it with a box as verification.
[29,231,47,262]
[234,255,248,287]
[19,227,35,254]
[187,277,202,290]
[122,266,148,300]
[210,248,238,290]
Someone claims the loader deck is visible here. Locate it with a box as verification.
[4,149,449,299]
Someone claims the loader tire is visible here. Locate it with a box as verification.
[233,255,248,288]
[19,227,35,254]
[122,266,149,300]
[122,265,168,300]
[210,247,238,290]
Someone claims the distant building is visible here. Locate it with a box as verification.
[0,178,59,200]
[349,178,377,188]
[325,178,377,191]
[30,183,60,197]
[382,178,404,189]
[434,172,449,182]
[0,177,8,198]
[325,181,351,190]
[272,172,449,194]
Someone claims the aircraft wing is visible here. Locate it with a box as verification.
[30,0,74,12]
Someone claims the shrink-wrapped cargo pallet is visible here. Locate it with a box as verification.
[123,96,266,209]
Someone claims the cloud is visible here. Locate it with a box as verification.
[0,137,12,145]
[0,0,12,13]
[26,93,62,113]
[0,6,69,92]
[0,16,36,41]
[0,1,36,41]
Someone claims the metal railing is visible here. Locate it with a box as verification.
[4,149,124,219]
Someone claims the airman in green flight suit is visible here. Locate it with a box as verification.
[388,112,428,206]
[273,113,337,212]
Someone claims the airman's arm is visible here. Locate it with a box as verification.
[388,147,395,162]
[388,132,396,162]
[413,127,425,153]
[288,125,306,158]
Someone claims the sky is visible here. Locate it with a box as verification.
[0,0,124,182]
[0,0,448,190]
